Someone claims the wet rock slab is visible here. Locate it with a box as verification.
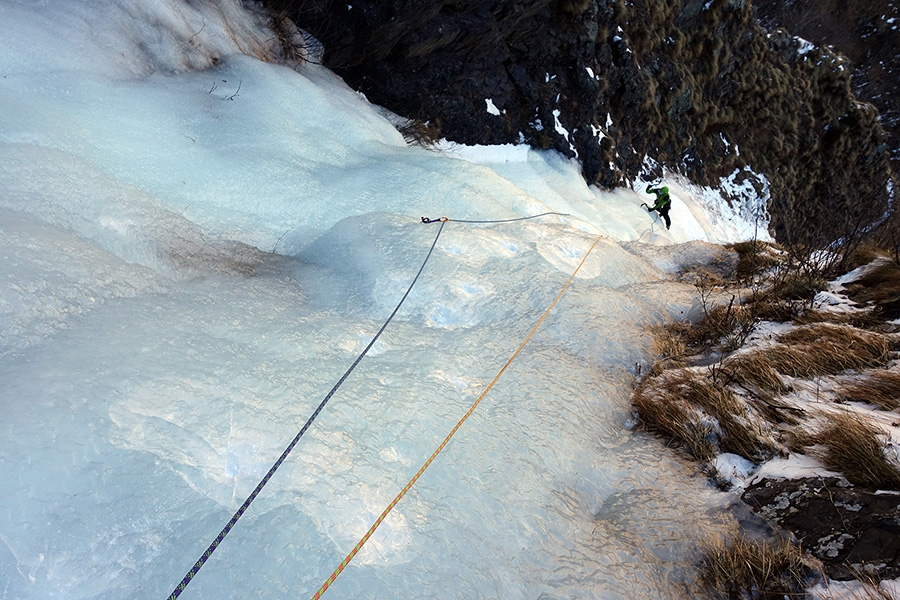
[742,477,900,580]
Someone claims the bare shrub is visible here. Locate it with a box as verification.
[836,371,900,411]
[698,535,823,599]
[396,118,442,146]
[685,299,760,353]
[811,411,900,490]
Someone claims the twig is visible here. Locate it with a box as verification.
[225,79,242,101]
[271,228,294,254]
[189,19,206,43]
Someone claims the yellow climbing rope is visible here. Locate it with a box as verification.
[311,233,605,599]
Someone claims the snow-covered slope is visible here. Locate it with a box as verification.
[0,2,771,598]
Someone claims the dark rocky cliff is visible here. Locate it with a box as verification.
[266,0,894,244]
[753,0,900,170]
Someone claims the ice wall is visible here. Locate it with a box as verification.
[0,2,766,598]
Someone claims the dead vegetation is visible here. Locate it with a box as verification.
[722,351,792,396]
[727,240,782,283]
[842,259,900,321]
[773,324,892,375]
[806,411,900,491]
[698,535,823,599]
[842,260,900,306]
[396,118,442,147]
[632,242,900,591]
[791,308,886,332]
[633,369,779,463]
[783,410,900,490]
[632,374,717,462]
[837,371,900,411]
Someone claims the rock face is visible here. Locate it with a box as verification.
[753,0,900,171]
[266,0,893,243]
[743,477,900,580]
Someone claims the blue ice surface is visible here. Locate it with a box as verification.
[0,2,766,598]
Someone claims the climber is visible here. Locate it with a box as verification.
[644,183,672,230]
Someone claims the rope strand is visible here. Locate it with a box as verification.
[310,233,605,599]
[422,211,568,225]
[165,220,446,600]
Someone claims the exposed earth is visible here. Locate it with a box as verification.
[743,477,900,581]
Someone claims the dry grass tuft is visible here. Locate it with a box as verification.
[793,310,852,326]
[843,260,900,306]
[698,535,822,599]
[743,292,799,323]
[721,352,804,425]
[774,271,829,303]
[396,118,442,146]
[633,370,778,462]
[728,240,783,282]
[769,324,893,377]
[649,324,687,363]
[834,567,899,600]
[837,371,900,411]
[833,245,880,276]
[810,411,900,490]
[675,371,779,461]
[632,376,717,462]
[722,351,792,396]
[792,309,886,331]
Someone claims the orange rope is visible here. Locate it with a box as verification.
[311,233,605,599]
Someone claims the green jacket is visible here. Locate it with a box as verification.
[646,185,671,210]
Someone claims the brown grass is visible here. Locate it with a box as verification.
[397,118,442,146]
[833,245,880,277]
[837,371,900,411]
[843,260,900,305]
[831,568,898,600]
[792,309,885,331]
[811,411,900,490]
[721,352,804,425]
[633,370,778,462]
[677,371,779,461]
[743,289,799,323]
[773,271,829,302]
[632,376,717,462]
[779,322,892,351]
[698,535,823,599]
[728,240,783,282]
[722,352,792,396]
[769,324,893,377]
[649,323,687,363]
